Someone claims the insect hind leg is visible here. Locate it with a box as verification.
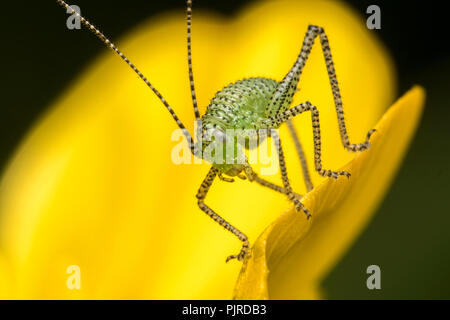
[267,24,375,152]
[318,25,376,151]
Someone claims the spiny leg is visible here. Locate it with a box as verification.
[271,130,311,219]
[269,101,351,180]
[286,119,314,192]
[252,175,285,194]
[318,27,375,151]
[244,164,303,200]
[266,25,374,151]
[196,167,249,262]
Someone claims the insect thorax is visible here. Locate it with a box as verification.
[197,77,279,176]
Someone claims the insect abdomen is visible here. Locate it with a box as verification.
[201,77,278,131]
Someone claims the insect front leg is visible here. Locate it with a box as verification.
[196,167,249,262]
[269,101,351,180]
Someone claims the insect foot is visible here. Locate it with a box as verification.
[289,193,312,219]
[348,129,377,152]
[218,173,235,183]
[319,169,351,180]
[226,240,250,263]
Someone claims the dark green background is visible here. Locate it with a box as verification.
[1,1,449,299]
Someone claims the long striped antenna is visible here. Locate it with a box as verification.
[56,0,195,151]
[186,0,200,120]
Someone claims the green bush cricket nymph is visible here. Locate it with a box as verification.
[57,0,375,262]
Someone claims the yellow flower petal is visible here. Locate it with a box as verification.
[233,86,425,299]
[0,0,395,298]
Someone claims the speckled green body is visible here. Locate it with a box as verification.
[198,77,280,175]
[201,78,278,131]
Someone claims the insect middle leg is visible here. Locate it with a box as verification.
[240,134,308,216]
[244,164,303,200]
[268,101,351,180]
[196,167,249,262]
[262,130,312,218]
